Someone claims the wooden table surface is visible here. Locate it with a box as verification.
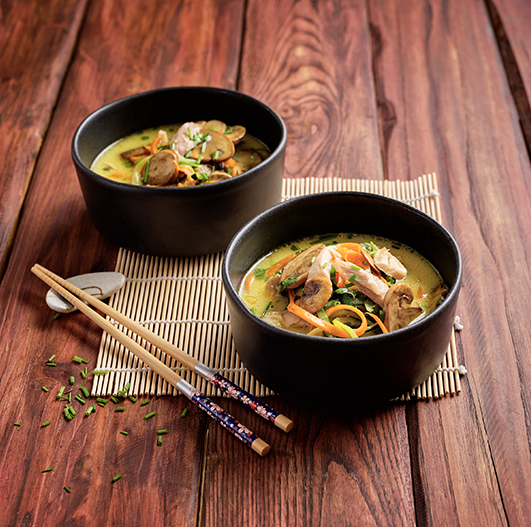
[2,0,531,525]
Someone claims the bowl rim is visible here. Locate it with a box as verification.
[222,190,462,345]
[71,86,287,194]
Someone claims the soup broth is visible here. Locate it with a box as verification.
[91,121,270,186]
[239,233,447,338]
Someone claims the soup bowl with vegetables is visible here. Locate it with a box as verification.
[72,87,286,256]
[222,192,462,405]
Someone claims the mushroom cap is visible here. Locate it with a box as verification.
[280,244,326,289]
[383,282,423,332]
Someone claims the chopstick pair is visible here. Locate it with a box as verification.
[32,264,293,456]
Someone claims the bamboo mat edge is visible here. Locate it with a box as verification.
[92,173,465,401]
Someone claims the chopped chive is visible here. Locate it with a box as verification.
[64,405,76,420]
[57,386,65,398]
[157,429,168,435]
[129,396,137,403]
[181,408,188,418]
[81,367,88,379]
[75,395,86,405]
[117,382,131,397]
[157,435,163,446]
[42,468,53,473]
[14,422,21,427]
[92,370,109,375]
[79,386,90,398]
[42,420,51,427]
[112,474,122,483]
[120,431,128,435]
[144,411,156,420]
[143,160,150,184]
[42,386,49,392]
[97,402,106,407]
[64,486,71,493]
[115,406,125,412]
[46,362,56,367]
[48,354,56,362]
[69,376,75,385]
[96,398,108,405]
[73,356,89,364]
[68,392,71,403]
[110,396,120,404]
[57,395,69,401]
[85,406,94,417]
[53,313,61,320]
[140,400,149,406]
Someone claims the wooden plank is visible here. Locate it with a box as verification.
[199,1,415,525]
[0,0,245,525]
[200,398,415,526]
[238,0,384,181]
[369,0,531,524]
[0,0,89,279]
[488,0,531,153]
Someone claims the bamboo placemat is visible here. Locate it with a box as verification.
[93,173,466,400]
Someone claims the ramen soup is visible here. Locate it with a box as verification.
[239,233,448,338]
[91,120,270,186]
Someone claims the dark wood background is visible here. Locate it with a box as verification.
[1,0,531,525]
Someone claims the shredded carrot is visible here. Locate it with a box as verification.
[243,272,254,291]
[325,304,368,336]
[287,291,350,338]
[416,283,423,298]
[150,134,163,155]
[130,155,147,163]
[265,253,297,277]
[366,312,388,333]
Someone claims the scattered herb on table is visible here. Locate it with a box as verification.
[64,486,71,493]
[144,411,156,420]
[42,421,51,427]
[112,474,122,483]
[42,468,53,473]
[181,408,188,418]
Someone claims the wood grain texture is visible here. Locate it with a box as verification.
[0,0,88,279]
[199,2,414,526]
[0,0,245,525]
[239,0,384,181]
[369,0,531,524]
[200,398,415,527]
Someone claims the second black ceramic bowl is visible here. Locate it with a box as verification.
[222,192,462,405]
[72,87,287,257]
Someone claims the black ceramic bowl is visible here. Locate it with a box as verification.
[72,87,287,257]
[222,192,462,405]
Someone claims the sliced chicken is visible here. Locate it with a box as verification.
[170,122,204,156]
[333,259,389,307]
[373,247,407,280]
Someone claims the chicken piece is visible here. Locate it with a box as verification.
[373,247,407,280]
[333,259,389,307]
[296,276,333,313]
[383,283,423,331]
[280,244,326,289]
[170,122,204,156]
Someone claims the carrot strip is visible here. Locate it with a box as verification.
[265,253,297,277]
[224,158,236,168]
[243,272,254,292]
[150,134,163,155]
[366,312,388,333]
[325,304,368,336]
[130,155,147,163]
[287,291,350,338]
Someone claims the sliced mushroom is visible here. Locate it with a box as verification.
[120,146,150,161]
[205,120,227,134]
[142,150,178,186]
[224,124,246,144]
[280,244,326,289]
[207,170,232,183]
[383,283,423,332]
[189,129,235,162]
[296,276,333,313]
[232,149,263,172]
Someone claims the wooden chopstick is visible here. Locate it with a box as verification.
[32,264,271,456]
[33,263,293,433]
